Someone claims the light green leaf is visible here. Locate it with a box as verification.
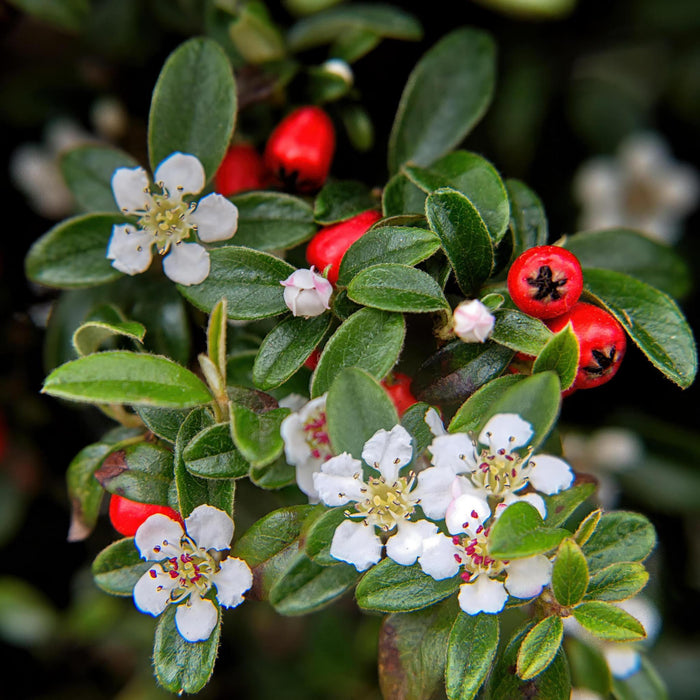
[574,509,601,546]
[572,601,646,642]
[532,323,580,390]
[490,308,553,356]
[72,304,146,357]
[552,538,589,607]
[230,403,289,468]
[584,562,649,602]
[207,298,228,381]
[565,637,612,696]
[516,616,564,680]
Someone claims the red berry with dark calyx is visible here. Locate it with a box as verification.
[264,106,335,193]
[304,348,321,370]
[215,143,268,196]
[382,372,418,416]
[306,209,382,284]
[547,302,627,390]
[507,245,583,319]
[109,494,183,537]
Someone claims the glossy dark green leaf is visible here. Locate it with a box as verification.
[583,268,697,389]
[490,308,553,356]
[388,28,495,173]
[506,179,548,256]
[136,406,191,443]
[314,180,377,224]
[303,506,346,566]
[92,537,149,596]
[26,213,125,289]
[425,188,494,295]
[250,455,296,490]
[183,422,249,478]
[382,172,428,217]
[532,324,580,390]
[148,38,236,178]
[582,511,656,572]
[516,615,564,681]
[551,538,589,607]
[543,482,596,528]
[230,404,289,468]
[572,601,646,642]
[584,562,649,602]
[401,402,436,457]
[179,246,295,320]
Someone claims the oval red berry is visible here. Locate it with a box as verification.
[507,245,583,319]
[109,494,183,537]
[381,372,418,416]
[215,143,268,196]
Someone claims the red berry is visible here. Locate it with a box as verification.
[306,209,382,284]
[109,494,183,537]
[264,106,335,193]
[547,302,627,390]
[215,143,268,196]
[304,348,321,370]
[507,246,583,319]
[382,372,418,416]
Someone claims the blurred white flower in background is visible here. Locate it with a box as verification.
[574,132,699,244]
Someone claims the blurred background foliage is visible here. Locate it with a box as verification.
[1,0,699,697]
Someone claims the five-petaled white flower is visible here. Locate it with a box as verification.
[418,492,552,615]
[107,152,239,285]
[312,425,457,572]
[133,504,252,643]
[426,409,574,518]
[280,267,333,318]
[452,299,495,343]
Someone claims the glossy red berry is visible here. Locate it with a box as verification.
[109,494,183,537]
[215,143,268,196]
[507,245,583,319]
[306,209,382,284]
[547,302,627,390]
[304,348,321,370]
[382,372,418,416]
[264,106,335,193]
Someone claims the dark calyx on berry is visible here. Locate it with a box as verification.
[527,265,567,301]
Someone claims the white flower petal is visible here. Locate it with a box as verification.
[185,505,234,551]
[135,513,184,560]
[163,242,210,286]
[424,407,446,437]
[528,455,574,495]
[571,689,605,700]
[112,166,151,214]
[453,299,495,343]
[603,645,641,679]
[362,425,413,482]
[412,466,458,520]
[479,413,533,452]
[505,555,552,599]
[295,461,322,503]
[213,557,253,608]
[191,193,239,242]
[418,533,461,580]
[154,152,205,197]
[450,476,486,501]
[502,492,547,519]
[174,594,218,642]
[313,453,364,506]
[107,224,153,275]
[445,493,491,536]
[385,519,438,566]
[133,564,176,615]
[428,433,477,474]
[458,575,508,615]
[329,520,382,571]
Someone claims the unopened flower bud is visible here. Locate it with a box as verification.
[453,299,495,343]
[321,59,354,87]
[281,267,332,318]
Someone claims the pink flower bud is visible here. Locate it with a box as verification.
[281,267,333,318]
[453,299,495,343]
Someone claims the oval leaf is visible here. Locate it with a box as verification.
[582,511,656,572]
[506,179,548,256]
[183,422,249,478]
[572,601,646,642]
[532,323,580,390]
[490,308,553,357]
[551,538,589,607]
[92,537,149,596]
[517,615,564,681]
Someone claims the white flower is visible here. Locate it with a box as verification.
[574,132,699,244]
[280,267,333,317]
[280,395,333,502]
[453,299,495,343]
[107,152,239,285]
[312,425,456,571]
[418,493,552,615]
[426,410,574,517]
[321,58,354,86]
[132,504,252,642]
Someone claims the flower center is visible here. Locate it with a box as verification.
[355,475,414,531]
[303,409,332,461]
[153,536,218,603]
[469,446,532,497]
[137,190,195,253]
[452,529,506,582]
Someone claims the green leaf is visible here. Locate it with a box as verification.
[565,637,612,696]
[268,553,357,615]
[378,598,457,700]
[584,562,649,602]
[253,314,330,391]
[60,145,139,213]
[404,151,509,243]
[0,577,57,647]
[72,304,146,357]
[206,298,228,381]
[311,308,405,397]
[43,351,212,408]
[564,228,692,299]
[425,188,494,295]
[338,226,440,287]
[230,404,289,468]
[182,422,249,478]
[551,539,589,607]
[314,180,376,224]
[326,367,398,459]
[388,27,495,173]
[347,263,450,312]
[490,308,553,356]
[7,0,89,31]
[543,482,596,528]
[516,616,564,681]
[445,613,499,700]
[25,213,125,289]
[356,560,459,613]
[382,173,428,217]
[148,37,236,178]
[303,507,346,566]
[288,4,422,52]
[153,603,221,694]
[178,246,295,320]
[582,268,697,389]
[574,509,601,546]
[229,0,285,63]
[582,511,656,572]
[92,537,149,596]
[506,179,548,256]
[532,324,580,390]
[230,192,317,250]
[401,402,437,457]
[136,406,192,443]
[572,601,646,642]
[250,456,296,490]
[611,656,668,700]
[488,501,568,559]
